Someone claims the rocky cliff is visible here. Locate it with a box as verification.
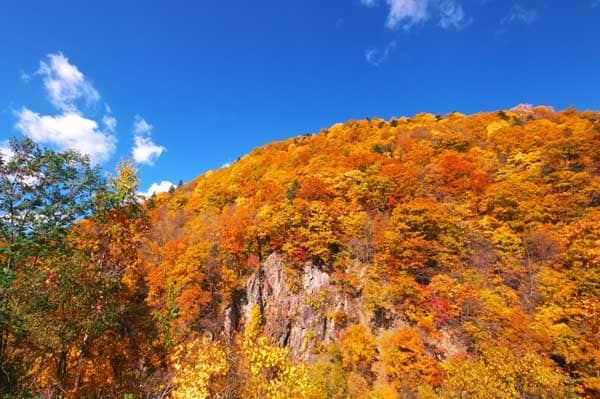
[223,253,466,362]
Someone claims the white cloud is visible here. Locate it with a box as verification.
[132,135,165,165]
[131,116,165,165]
[14,108,116,164]
[36,52,100,112]
[386,0,429,30]
[139,180,174,197]
[16,52,117,163]
[365,41,397,66]
[439,0,469,29]
[0,141,13,161]
[361,0,469,31]
[501,4,538,25]
[102,115,117,132]
[20,70,32,82]
[359,0,429,29]
[133,115,153,134]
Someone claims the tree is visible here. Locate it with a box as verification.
[170,337,229,399]
[0,138,103,393]
[0,138,102,269]
[338,324,377,376]
[379,328,441,394]
[1,145,156,397]
[439,346,568,399]
[235,306,312,399]
[58,161,157,397]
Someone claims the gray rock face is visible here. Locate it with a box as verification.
[243,253,332,360]
[222,252,466,362]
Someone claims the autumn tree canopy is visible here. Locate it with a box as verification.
[2,105,599,398]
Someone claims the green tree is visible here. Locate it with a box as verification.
[0,138,103,392]
[0,138,102,270]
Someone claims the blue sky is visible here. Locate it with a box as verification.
[1,1,599,194]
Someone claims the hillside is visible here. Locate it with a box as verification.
[141,105,599,398]
[1,105,599,398]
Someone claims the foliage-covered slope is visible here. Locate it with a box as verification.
[144,105,600,398]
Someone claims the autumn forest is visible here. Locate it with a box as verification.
[1,105,599,398]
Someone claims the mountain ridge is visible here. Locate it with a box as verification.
[140,104,599,397]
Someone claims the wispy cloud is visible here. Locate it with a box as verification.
[15,52,116,163]
[439,0,470,30]
[139,180,174,197]
[501,4,538,25]
[386,0,429,30]
[102,115,117,132]
[133,116,153,135]
[131,116,165,166]
[35,52,100,112]
[365,41,397,66]
[361,0,470,31]
[360,0,429,30]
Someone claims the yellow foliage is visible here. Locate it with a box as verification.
[379,328,441,390]
[339,324,378,373]
[439,346,568,399]
[170,337,229,399]
[239,334,312,399]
